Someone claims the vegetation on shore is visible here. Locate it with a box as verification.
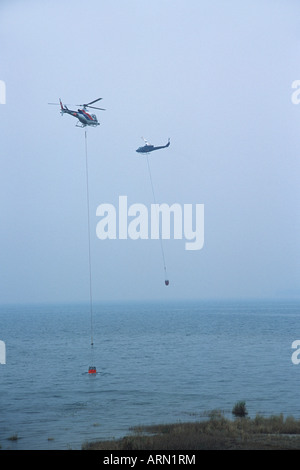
[83,407,300,450]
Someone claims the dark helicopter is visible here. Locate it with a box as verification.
[136,137,170,154]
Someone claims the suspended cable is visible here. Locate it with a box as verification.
[84,130,94,347]
[146,155,169,286]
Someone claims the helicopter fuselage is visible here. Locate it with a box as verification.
[136,140,170,154]
[62,106,99,127]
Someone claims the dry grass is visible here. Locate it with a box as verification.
[83,412,300,450]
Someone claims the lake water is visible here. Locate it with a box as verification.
[0,300,300,450]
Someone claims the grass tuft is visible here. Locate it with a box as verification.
[232,401,248,418]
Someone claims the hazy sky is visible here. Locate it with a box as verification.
[1,0,300,304]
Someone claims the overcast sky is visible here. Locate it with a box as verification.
[1,0,300,304]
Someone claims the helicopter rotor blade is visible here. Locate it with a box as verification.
[86,98,103,106]
[76,98,103,108]
[86,105,106,111]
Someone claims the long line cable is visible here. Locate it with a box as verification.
[84,130,94,346]
[146,155,169,285]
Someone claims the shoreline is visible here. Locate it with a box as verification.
[83,412,300,450]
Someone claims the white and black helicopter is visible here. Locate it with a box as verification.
[48,98,105,127]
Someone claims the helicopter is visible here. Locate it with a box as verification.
[48,98,105,127]
[136,137,170,154]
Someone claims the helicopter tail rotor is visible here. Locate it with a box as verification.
[48,99,68,115]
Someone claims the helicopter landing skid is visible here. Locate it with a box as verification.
[76,122,99,128]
